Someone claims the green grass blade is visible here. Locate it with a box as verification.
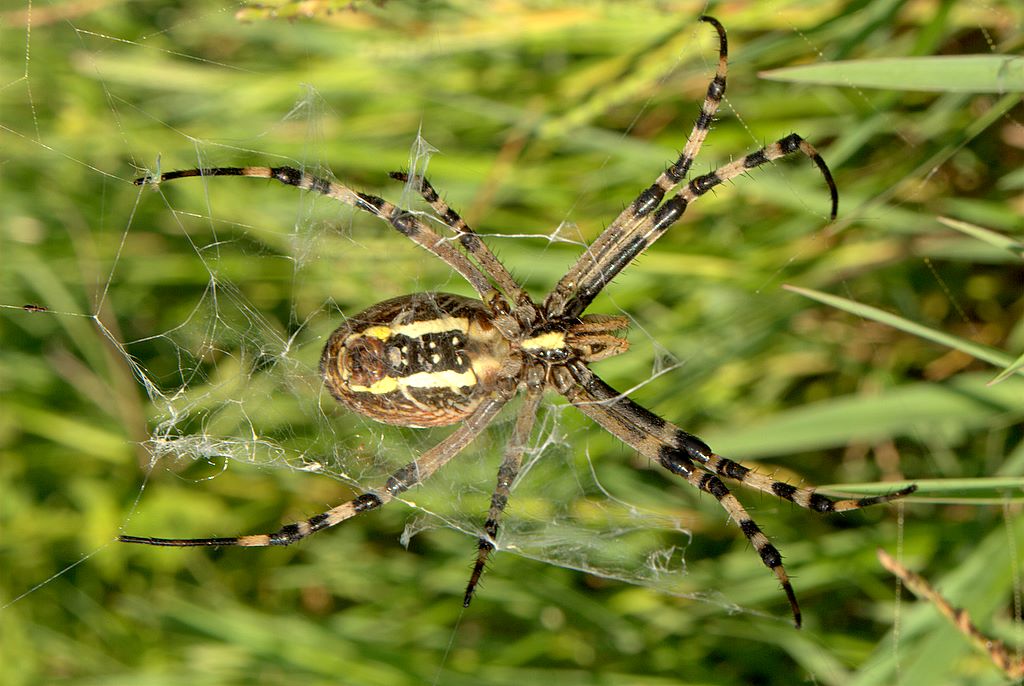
[821,477,1024,505]
[937,217,1024,259]
[703,373,1023,458]
[784,285,1018,373]
[761,56,1024,93]
[989,351,1024,386]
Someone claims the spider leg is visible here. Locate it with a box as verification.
[464,387,544,607]
[546,15,728,318]
[134,166,496,299]
[553,132,838,318]
[700,452,916,512]
[558,361,915,627]
[388,171,536,319]
[555,361,802,627]
[681,134,838,213]
[547,15,838,319]
[120,392,511,548]
[565,367,914,513]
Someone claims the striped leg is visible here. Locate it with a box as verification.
[555,363,802,627]
[567,363,915,514]
[553,132,839,319]
[701,452,916,513]
[119,393,510,548]
[464,387,543,606]
[546,15,729,318]
[388,171,535,318]
[559,362,917,627]
[134,166,496,299]
[679,134,838,213]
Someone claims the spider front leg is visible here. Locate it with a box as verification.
[546,15,729,319]
[556,364,802,626]
[700,453,916,513]
[680,133,838,214]
[547,19,840,320]
[569,363,915,509]
[556,132,839,319]
[557,362,916,628]
[566,369,915,514]
[120,394,510,549]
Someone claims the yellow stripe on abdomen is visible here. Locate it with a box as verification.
[391,316,470,338]
[349,369,478,395]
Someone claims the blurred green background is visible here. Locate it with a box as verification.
[2,1,1022,684]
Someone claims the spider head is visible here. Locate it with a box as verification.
[519,314,629,365]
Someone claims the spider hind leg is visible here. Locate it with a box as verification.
[119,397,511,550]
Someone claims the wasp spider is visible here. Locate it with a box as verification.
[122,16,915,627]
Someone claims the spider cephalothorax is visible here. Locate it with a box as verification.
[121,16,915,627]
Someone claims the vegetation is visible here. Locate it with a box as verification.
[2,1,1022,684]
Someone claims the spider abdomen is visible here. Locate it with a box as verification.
[321,293,510,427]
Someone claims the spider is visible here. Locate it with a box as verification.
[121,16,915,628]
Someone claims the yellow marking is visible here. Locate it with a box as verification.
[350,376,399,394]
[392,316,469,338]
[362,326,392,340]
[522,331,566,350]
[336,356,350,382]
[350,369,477,395]
[343,315,476,395]
[468,352,503,384]
[403,369,476,389]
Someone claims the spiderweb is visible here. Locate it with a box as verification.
[4,3,730,605]
[5,2,1023,684]
[111,124,704,594]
